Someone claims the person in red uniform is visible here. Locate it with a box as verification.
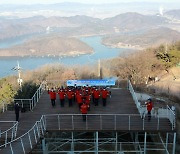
[77,93,83,109]
[48,88,56,107]
[67,89,74,107]
[57,89,66,107]
[84,90,91,110]
[80,103,88,121]
[101,88,109,106]
[93,88,100,106]
[91,87,95,105]
[146,98,153,121]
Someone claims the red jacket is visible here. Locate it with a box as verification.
[75,89,81,97]
[101,89,109,99]
[93,90,100,99]
[58,90,65,99]
[81,104,88,114]
[67,91,74,99]
[147,102,153,111]
[48,91,56,99]
[76,94,83,104]
[85,95,91,105]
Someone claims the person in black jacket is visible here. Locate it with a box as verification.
[15,103,20,121]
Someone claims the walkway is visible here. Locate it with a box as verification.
[0,88,173,154]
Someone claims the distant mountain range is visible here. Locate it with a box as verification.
[103,12,167,31]
[0,12,170,40]
[0,2,179,18]
[102,27,180,49]
[0,10,179,57]
[164,9,180,20]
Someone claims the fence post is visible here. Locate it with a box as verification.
[3,103,5,112]
[129,115,131,130]
[37,91,39,102]
[21,138,26,154]
[21,100,23,108]
[86,115,88,130]
[143,118,145,130]
[100,115,102,130]
[144,132,147,154]
[15,122,18,138]
[34,96,36,106]
[33,127,37,143]
[31,96,33,107]
[11,125,14,141]
[39,87,41,97]
[28,132,32,149]
[5,131,7,147]
[30,99,32,111]
[114,115,116,130]
[10,143,14,154]
[172,132,176,154]
[36,122,40,138]
[58,115,60,130]
[72,115,74,130]
[39,120,44,136]
[42,115,46,131]
[127,80,129,90]
[157,116,160,130]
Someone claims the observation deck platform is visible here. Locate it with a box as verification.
[0,88,173,134]
[0,87,175,154]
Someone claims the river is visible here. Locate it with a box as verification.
[0,36,131,78]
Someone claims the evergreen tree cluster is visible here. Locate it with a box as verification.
[14,81,39,99]
[155,42,180,68]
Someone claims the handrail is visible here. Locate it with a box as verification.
[167,105,175,116]
[166,105,176,130]
[14,83,45,111]
[128,80,176,130]
[0,112,174,153]
[0,121,18,146]
[128,80,142,115]
[0,82,45,113]
[0,118,46,153]
[43,113,166,131]
[0,121,18,134]
[0,102,8,113]
[44,113,144,116]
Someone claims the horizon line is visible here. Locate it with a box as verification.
[0,1,180,5]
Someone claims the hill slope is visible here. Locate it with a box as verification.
[0,36,93,57]
[102,27,180,49]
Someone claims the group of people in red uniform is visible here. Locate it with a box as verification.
[48,85,111,121]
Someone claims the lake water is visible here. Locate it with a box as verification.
[0,36,130,78]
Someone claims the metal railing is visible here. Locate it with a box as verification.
[128,80,142,115]
[14,83,45,111]
[0,112,175,153]
[0,82,45,113]
[128,80,176,130]
[42,140,174,153]
[42,114,167,131]
[166,105,176,130]
[0,102,8,113]
[0,116,46,153]
[0,121,18,146]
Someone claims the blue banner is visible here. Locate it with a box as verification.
[67,79,116,86]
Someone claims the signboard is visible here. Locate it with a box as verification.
[67,79,116,86]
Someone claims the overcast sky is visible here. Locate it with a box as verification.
[0,0,179,5]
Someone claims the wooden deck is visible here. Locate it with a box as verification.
[0,89,173,134]
[0,88,174,153]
